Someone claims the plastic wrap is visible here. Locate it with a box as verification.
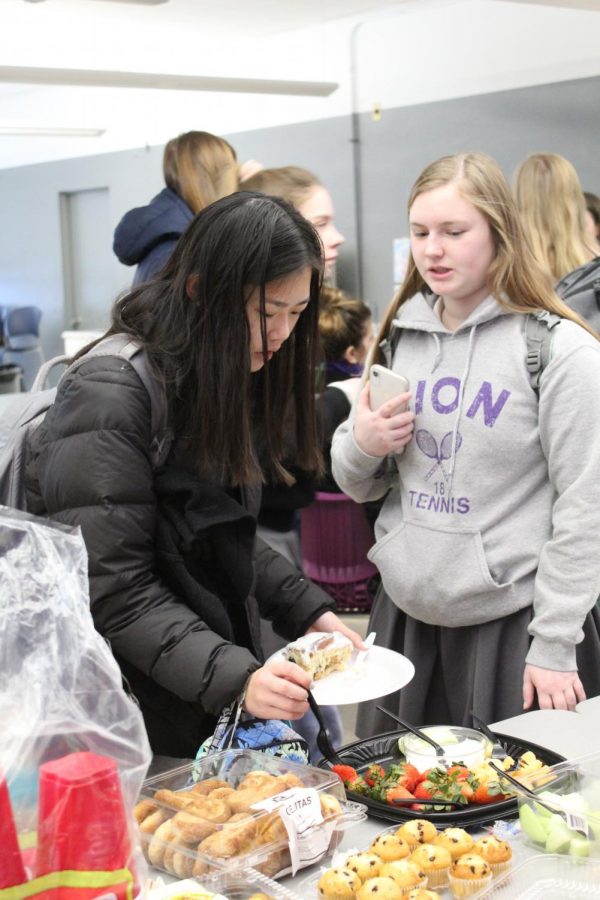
[0,506,152,899]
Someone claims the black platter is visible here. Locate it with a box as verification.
[318,728,565,828]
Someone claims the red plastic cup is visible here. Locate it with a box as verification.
[35,751,132,875]
[0,773,27,888]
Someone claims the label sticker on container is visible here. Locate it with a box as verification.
[252,787,334,874]
[565,811,589,837]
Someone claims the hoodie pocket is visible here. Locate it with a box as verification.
[367,519,514,626]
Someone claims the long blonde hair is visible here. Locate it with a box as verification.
[514,153,596,281]
[163,131,239,215]
[241,166,321,210]
[374,152,596,364]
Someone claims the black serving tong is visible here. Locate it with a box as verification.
[376,705,446,760]
[470,711,522,760]
[307,690,344,766]
[489,761,589,837]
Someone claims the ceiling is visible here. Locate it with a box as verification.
[0,0,420,168]
[1,0,599,170]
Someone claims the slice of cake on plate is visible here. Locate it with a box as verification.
[285,632,353,680]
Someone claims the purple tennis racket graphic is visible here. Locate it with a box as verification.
[415,429,463,479]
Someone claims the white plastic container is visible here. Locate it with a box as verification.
[516,749,600,859]
[400,726,490,771]
[136,749,366,881]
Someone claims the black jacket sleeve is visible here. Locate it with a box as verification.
[253,536,335,641]
[29,357,259,716]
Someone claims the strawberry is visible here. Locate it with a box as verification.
[365,764,386,787]
[447,764,470,781]
[413,780,435,800]
[398,763,420,793]
[331,764,358,785]
[472,780,509,804]
[386,785,415,805]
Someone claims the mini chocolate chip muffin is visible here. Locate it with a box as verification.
[433,827,474,860]
[318,867,362,900]
[472,836,512,878]
[378,859,428,895]
[406,891,442,900]
[370,833,412,862]
[409,843,452,889]
[395,820,438,848]
[448,853,493,898]
[356,876,404,900]
[345,852,383,881]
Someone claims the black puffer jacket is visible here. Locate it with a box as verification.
[25,355,335,756]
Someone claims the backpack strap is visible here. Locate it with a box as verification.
[30,355,70,392]
[524,311,562,397]
[378,321,402,368]
[63,335,173,468]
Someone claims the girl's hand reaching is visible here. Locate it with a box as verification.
[353,384,414,458]
[307,610,365,651]
[244,660,311,720]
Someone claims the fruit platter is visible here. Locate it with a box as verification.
[320,727,565,827]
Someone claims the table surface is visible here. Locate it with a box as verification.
[149,702,600,896]
[281,702,600,893]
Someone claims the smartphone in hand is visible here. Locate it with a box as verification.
[369,364,410,412]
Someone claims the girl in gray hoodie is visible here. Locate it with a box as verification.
[331,152,600,732]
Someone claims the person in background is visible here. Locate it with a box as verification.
[242,166,348,757]
[27,191,363,758]
[243,166,344,281]
[583,191,600,252]
[113,130,260,285]
[241,165,348,566]
[317,287,373,493]
[513,153,598,281]
[332,152,600,734]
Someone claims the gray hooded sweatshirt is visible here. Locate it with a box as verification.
[331,293,600,671]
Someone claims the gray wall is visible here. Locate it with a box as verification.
[357,74,600,318]
[0,74,598,358]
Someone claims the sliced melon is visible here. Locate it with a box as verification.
[545,820,575,854]
[519,803,549,845]
[569,836,591,858]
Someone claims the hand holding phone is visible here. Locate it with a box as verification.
[369,364,410,412]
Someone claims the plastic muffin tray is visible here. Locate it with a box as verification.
[318,729,565,827]
[477,853,600,897]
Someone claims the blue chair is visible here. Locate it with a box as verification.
[1,305,44,390]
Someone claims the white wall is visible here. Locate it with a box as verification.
[1,0,599,357]
[0,0,599,169]
[353,0,600,108]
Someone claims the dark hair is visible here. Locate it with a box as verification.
[319,285,371,362]
[109,191,324,485]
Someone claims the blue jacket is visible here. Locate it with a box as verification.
[113,187,194,286]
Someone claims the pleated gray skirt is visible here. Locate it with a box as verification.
[356,587,600,738]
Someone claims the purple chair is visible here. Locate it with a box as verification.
[300,491,379,613]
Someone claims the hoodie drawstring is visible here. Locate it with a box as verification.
[446,324,477,496]
[430,333,443,373]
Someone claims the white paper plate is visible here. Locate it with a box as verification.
[267,644,415,705]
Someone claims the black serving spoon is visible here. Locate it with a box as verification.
[376,705,446,760]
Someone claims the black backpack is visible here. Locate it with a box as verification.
[0,335,172,512]
[555,257,600,331]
